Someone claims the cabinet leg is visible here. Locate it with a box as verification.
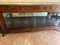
[1,30,5,37]
[0,26,5,36]
[0,13,7,36]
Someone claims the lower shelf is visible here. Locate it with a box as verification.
[7,26,57,33]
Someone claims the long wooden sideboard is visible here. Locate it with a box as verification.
[0,4,60,36]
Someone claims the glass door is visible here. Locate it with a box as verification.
[3,12,60,29]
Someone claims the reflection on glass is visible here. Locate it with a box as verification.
[3,12,60,29]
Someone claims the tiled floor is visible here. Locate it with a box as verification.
[0,30,60,45]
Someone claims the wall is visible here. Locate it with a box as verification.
[0,0,60,4]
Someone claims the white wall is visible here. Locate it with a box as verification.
[0,0,60,4]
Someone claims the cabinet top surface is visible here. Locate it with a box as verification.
[0,0,60,5]
[0,3,59,5]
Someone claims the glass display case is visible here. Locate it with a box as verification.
[3,12,60,29]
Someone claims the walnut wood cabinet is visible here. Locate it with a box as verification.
[0,4,59,36]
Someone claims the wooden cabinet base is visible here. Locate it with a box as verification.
[7,26,57,33]
[1,26,59,36]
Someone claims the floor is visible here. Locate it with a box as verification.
[0,30,60,45]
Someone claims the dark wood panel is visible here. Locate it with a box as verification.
[7,26,57,33]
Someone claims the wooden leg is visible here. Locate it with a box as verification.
[0,27,5,36]
[0,13,7,36]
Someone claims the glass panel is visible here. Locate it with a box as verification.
[33,12,48,27]
[3,12,60,29]
[3,13,13,28]
[49,12,60,26]
[3,12,34,29]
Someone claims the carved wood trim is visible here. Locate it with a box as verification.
[0,5,57,12]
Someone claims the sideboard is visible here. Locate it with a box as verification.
[0,4,60,36]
